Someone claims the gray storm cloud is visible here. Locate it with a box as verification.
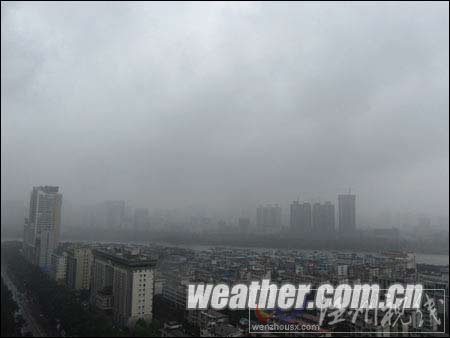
[1,2,448,219]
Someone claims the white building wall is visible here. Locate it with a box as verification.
[130,268,154,325]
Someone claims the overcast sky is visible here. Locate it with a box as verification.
[1,2,448,219]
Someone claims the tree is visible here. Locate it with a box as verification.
[1,278,21,337]
[132,318,161,337]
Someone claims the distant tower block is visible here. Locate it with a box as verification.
[338,192,356,233]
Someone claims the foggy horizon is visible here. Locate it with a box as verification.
[2,2,449,222]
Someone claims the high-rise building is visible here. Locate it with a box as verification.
[23,186,62,270]
[312,202,335,234]
[290,201,301,231]
[161,269,193,309]
[301,202,312,232]
[312,203,322,231]
[50,250,68,285]
[322,201,335,233]
[90,248,156,328]
[66,247,93,290]
[338,193,356,233]
[290,201,311,233]
[256,204,282,231]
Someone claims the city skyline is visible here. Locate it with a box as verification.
[2,188,449,232]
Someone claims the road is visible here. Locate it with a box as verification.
[1,266,46,337]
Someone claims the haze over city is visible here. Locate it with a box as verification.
[2,2,449,221]
[2,2,449,338]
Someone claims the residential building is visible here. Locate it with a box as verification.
[90,248,156,328]
[23,186,62,270]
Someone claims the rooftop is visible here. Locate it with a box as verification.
[93,248,157,268]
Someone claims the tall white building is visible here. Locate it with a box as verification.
[90,248,156,328]
[23,186,62,271]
